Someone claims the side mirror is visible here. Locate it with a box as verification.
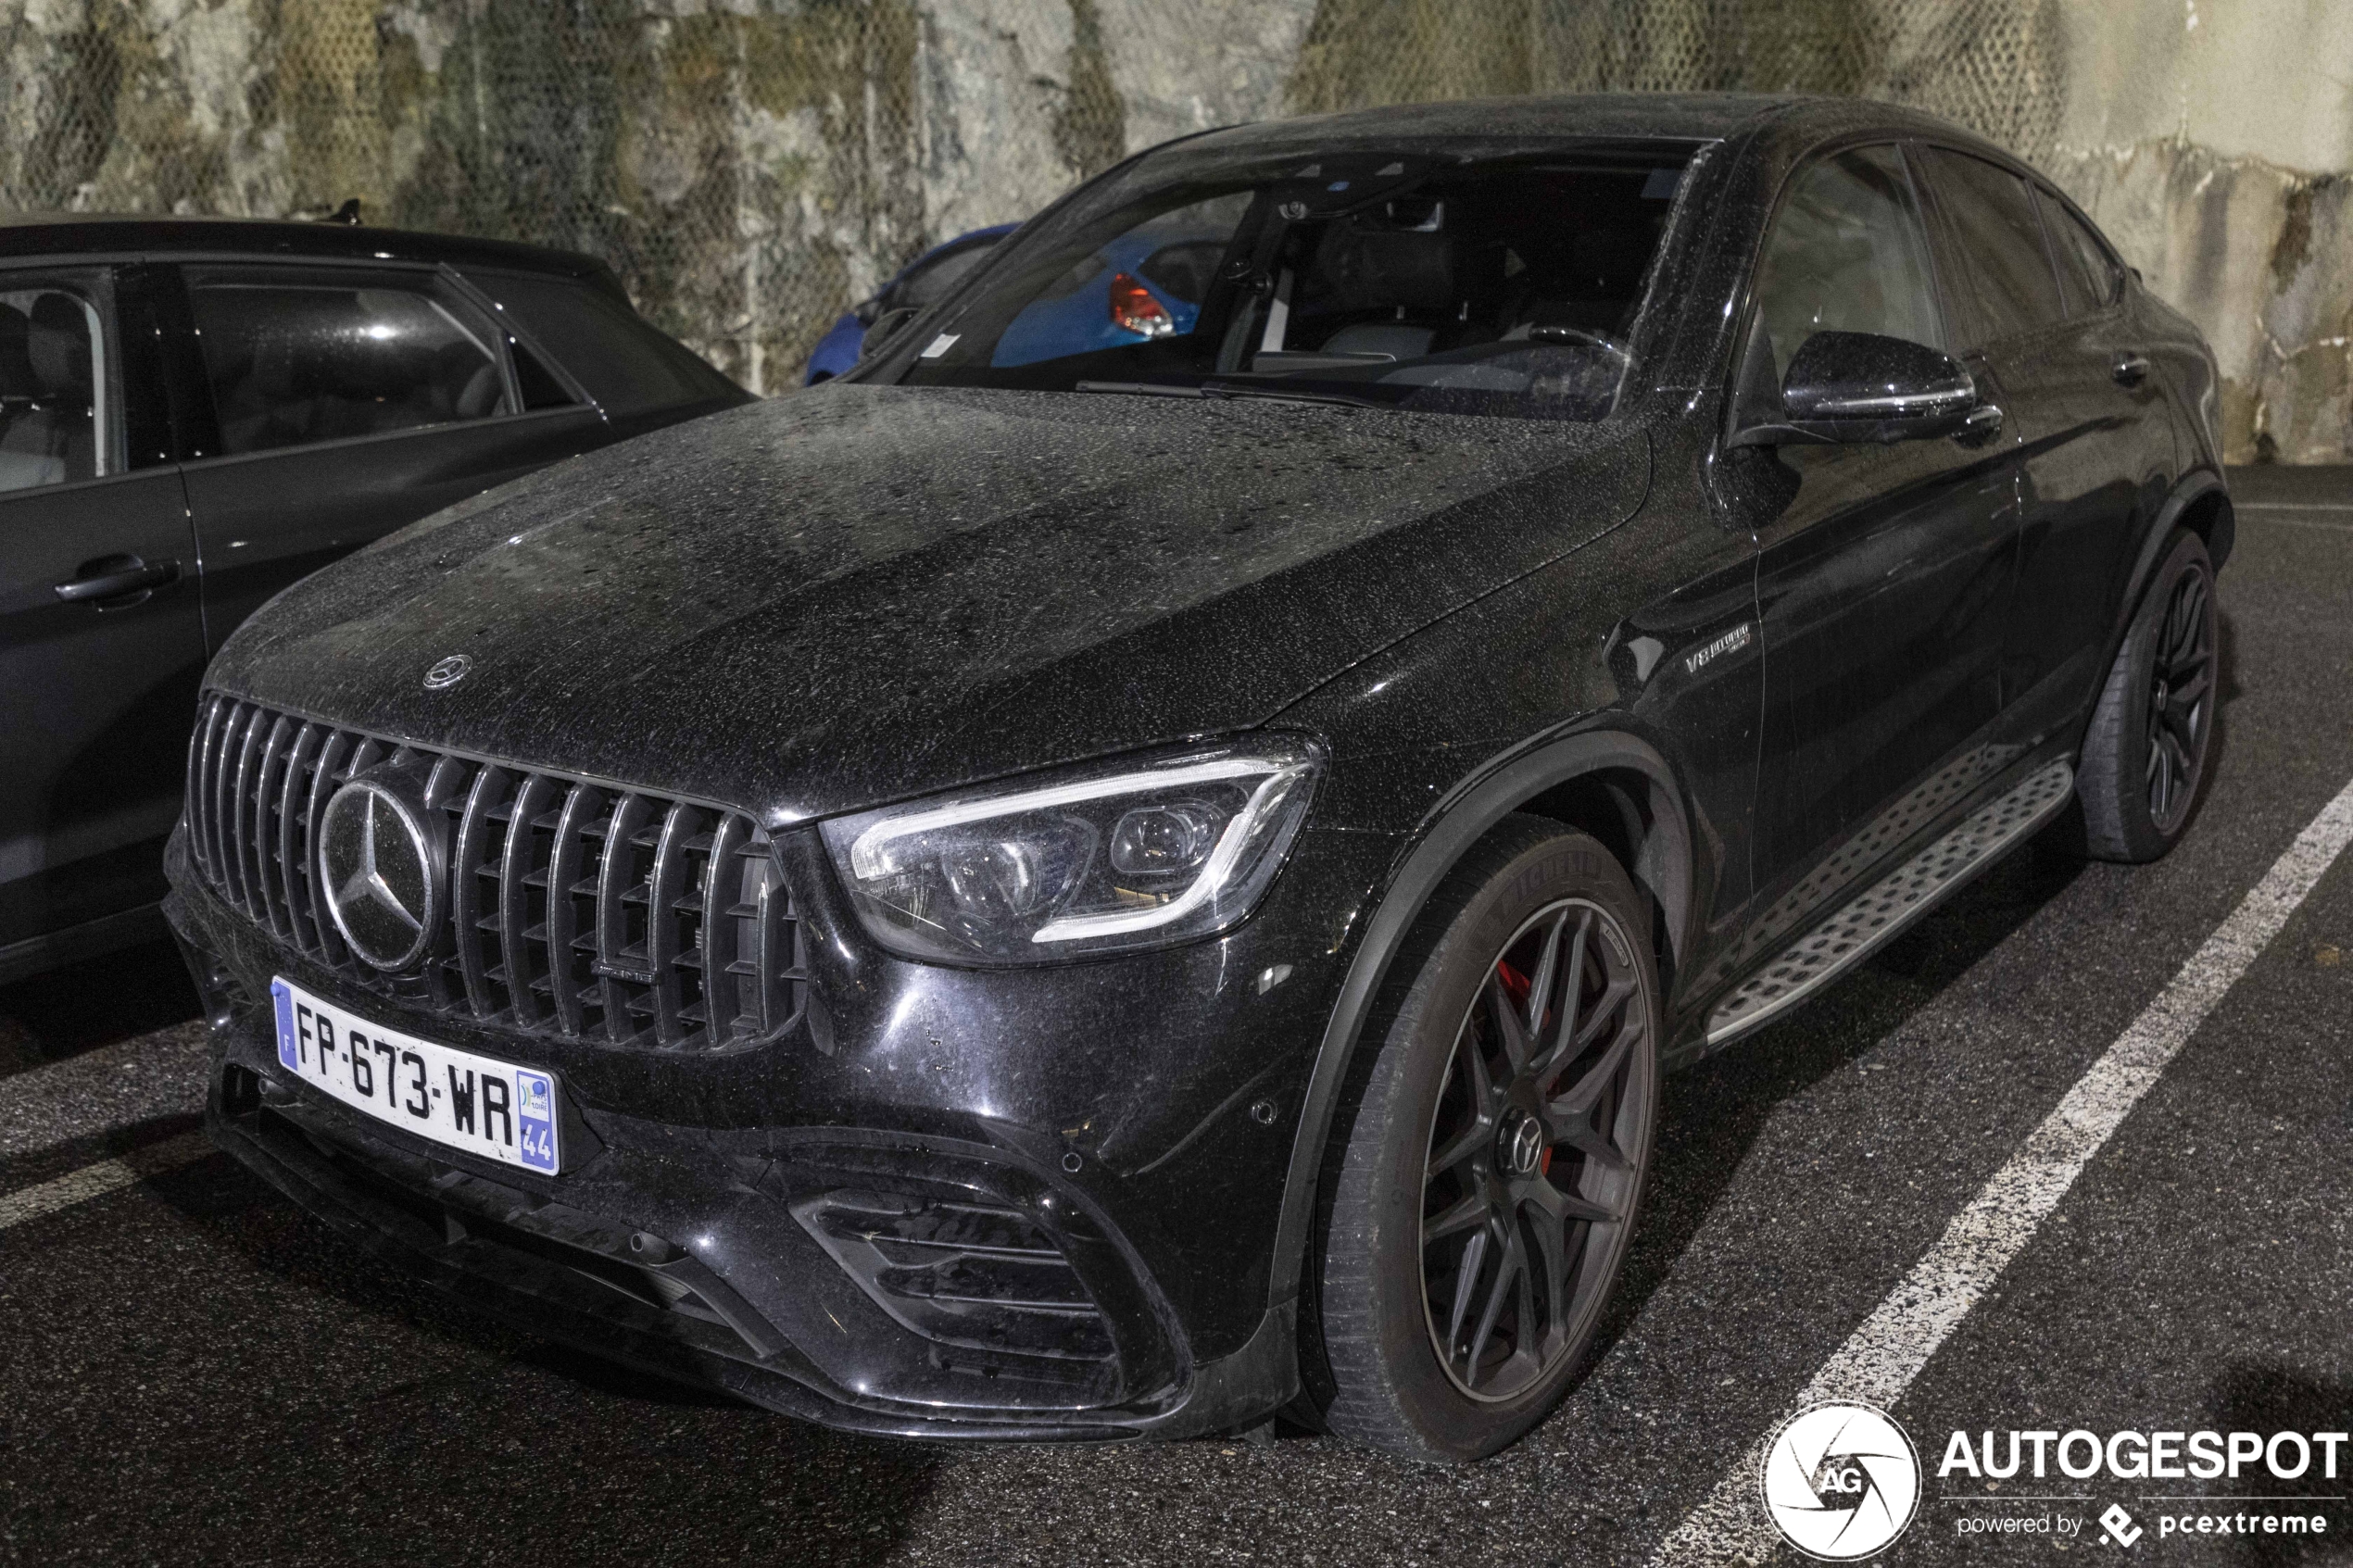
[860,305,921,361]
[1732,331,1980,447]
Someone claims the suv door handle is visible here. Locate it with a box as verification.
[1956,403,2006,444]
[54,555,180,605]
[2111,353,2152,387]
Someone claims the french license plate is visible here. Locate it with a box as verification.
[270,977,560,1174]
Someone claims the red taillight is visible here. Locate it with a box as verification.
[1108,272,1174,339]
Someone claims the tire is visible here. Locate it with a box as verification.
[1305,815,1660,1462]
[2075,529,2219,862]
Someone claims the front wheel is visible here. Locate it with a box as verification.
[2075,528,2219,862]
[1307,816,1659,1461]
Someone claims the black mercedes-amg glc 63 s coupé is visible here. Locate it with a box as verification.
[167,94,2230,1461]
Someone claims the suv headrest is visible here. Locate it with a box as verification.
[1562,226,1654,299]
[0,304,31,397]
[27,293,91,402]
[1319,222,1454,314]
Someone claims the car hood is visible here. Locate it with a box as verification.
[208,385,1648,823]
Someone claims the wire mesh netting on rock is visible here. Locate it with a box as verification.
[0,0,2067,393]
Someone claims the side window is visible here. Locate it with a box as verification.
[0,270,119,494]
[2040,190,2123,315]
[887,239,1003,314]
[183,266,512,456]
[1737,144,1944,414]
[467,272,741,418]
[1917,149,2068,345]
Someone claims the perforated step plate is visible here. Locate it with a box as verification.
[1706,759,2077,1047]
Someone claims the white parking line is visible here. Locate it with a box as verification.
[2240,512,2353,534]
[1651,773,2353,1566]
[0,1131,216,1233]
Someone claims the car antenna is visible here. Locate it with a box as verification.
[322,197,362,225]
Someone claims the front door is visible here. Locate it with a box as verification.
[1730,144,2022,946]
[0,267,205,960]
[1916,147,2177,742]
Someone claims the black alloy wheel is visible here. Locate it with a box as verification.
[2144,561,2214,834]
[2075,527,2219,863]
[1420,897,1649,1401]
[1308,816,1659,1461]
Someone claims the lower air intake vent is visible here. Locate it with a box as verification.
[795,1189,1119,1387]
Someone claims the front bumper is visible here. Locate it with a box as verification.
[167,819,1382,1440]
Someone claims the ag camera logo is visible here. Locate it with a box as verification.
[1761,1401,1923,1561]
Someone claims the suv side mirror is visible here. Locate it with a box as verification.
[1732,331,1981,447]
[860,304,921,361]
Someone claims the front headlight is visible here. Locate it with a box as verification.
[820,735,1321,964]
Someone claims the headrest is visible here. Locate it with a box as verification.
[0,305,30,396]
[27,293,90,401]
[1561,226,1654,297]
[1319,221,1454,313]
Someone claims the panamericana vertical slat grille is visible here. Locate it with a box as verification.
[185,694,802,1053]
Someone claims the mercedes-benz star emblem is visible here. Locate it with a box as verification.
[318,778,442,972]
[1498,1109,1545,1177]
[422,654,472,690]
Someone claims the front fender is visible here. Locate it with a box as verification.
[1266,727,1692,1316]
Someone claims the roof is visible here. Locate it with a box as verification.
[0,213,622,290]
[1172,92,1991,164]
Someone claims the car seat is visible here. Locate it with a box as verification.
[0,294,94,485]
[435,339,506,421]
[1312,221,1455,360]
[0,303,62,491]
[1500,223,1654,341]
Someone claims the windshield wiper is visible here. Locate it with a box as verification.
[1202,380,1383,409]
[1074,380,1208,398]
[1073,378,1380,410]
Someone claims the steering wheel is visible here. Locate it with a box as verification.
[1524,323,1630,363]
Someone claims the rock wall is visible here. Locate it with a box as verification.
[0,0,1309,393]
[0,0,2344,458]
[2045,0,2353,463]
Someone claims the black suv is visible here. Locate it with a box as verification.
[0,217,747,984]
[169,96,2229,1461]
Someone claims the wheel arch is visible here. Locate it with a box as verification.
[1270,728,1692,1314]
[2127,469,2233,620]
[2084,467,2232,741]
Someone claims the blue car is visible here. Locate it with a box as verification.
[991,223,1227,367]
[802,226,1014,385]
[804,219,1230,383]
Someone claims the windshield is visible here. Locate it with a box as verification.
[889,148,1693,421]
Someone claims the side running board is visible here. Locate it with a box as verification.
[1705,759,2077,1048]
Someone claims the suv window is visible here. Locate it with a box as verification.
[1918,148,2068,345]
[896,150,1696,424]
[184,266,511,456]
[0,271,116,493]
[468,272,741,418]
[888,239,1003,314]
[1737,144,1944,413]
[2039,190,2123,315]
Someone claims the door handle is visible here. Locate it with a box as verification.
[54,555,180,605]
[1956,403,2005,445]
[2111,353,2152,387]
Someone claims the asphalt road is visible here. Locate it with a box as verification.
[4,468,2348,1567]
